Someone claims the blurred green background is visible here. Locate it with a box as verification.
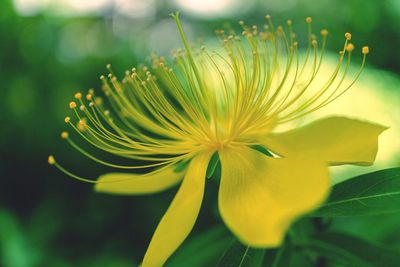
[1,0,400,266]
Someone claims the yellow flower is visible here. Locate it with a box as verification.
[49,13,386,266]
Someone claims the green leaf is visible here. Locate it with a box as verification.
[314,168,400,217]
[304,232,400,267]
[217,238,265,267]
[166,226,231,267]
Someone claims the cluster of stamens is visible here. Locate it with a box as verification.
[49,14,369,182]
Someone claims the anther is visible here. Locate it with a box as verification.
[100,75,105,80]
[88,88,94,94]
[86,94,92,101]
[69,101,77,109]
[265,14,271,20]
[74,92,82,99]
[64,117,70,123]
[346,43,355,52]
[287,19,292,26]
[345,32,352,40]
[89,102,94,107]
[321,29,328,37]
[312,40,318,47]
[104,110,110,116]
[95,97,103,106]
[48,155,56,165]
[362,46,369,54]
[79,105,85,111]
[106,63,111,69]
[306,17,312,23]
[61,131,69,139]
[239,20,245,25]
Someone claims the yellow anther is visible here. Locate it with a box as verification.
[287,19,292,26]
[61,131,69,139]
[74,92,82,99]
[48,155,55,165]
[79,105,85,111]
[239,20,244,25]
[321,29,328,37]
[346,43,355,52]
[86,94,92,101]
[69,101,77,109]
[362,46,369,54]
[306,17,312,23]
[104,110,110,116]
[106,63,111,69]
[64,117,70,123]
[345,32,352,40]
[78,119,86,126]
[312,40,318,47]
[95,97,103,106]
[88,88,94,94]
[265,14,271,20]
[100,75,105,80]
[293,41,298,47]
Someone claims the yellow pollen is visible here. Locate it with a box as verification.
[69,101,77,109]
[321,29,328,36]
[95,97,103,106]
[362,46,369,54]
[74,92,82,99]
[61,131,69,139]
[64,117,70,123]
[306,17,312,23]
[48,155,55,165]
[80,105,85,111]
[287,19,292,26]
[345,32,352,40]
[86,94,92,101]
[346,43,355,52]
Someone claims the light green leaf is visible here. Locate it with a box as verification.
[166,226,231,267]
[314,168,400,217]
[304,232,400,267]
[217,238,265,267]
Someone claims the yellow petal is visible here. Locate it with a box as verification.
[265,116,387,166]
[142,151,212,267]
[219,146,329,247]
[95,166,183,195]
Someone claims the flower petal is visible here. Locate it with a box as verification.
[95,166,183,195]
[219,146,329,247]
[142,152,212,267]
[265,116,387,166]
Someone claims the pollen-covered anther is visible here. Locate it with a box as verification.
[61,131,69,139]
[64,117,70,123]
[346,43,355,52]
[74,92,82,99]
[95,97,103,106]
[239,20,245,25]
[312,40,318,47]
[89,102,94,107]
[48,155,55,165]
[79,105,85,111]
[306,17,312,23]
[345,32,352,40]
[69,101,77,109]
[362,46,369,54]
[287,19,292,26]
[100,75,105,80]
[265,14,271,20]
[321,29,328,37]
[86,94,92,101]
[104,110,110,116]
[106,63,111,69]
